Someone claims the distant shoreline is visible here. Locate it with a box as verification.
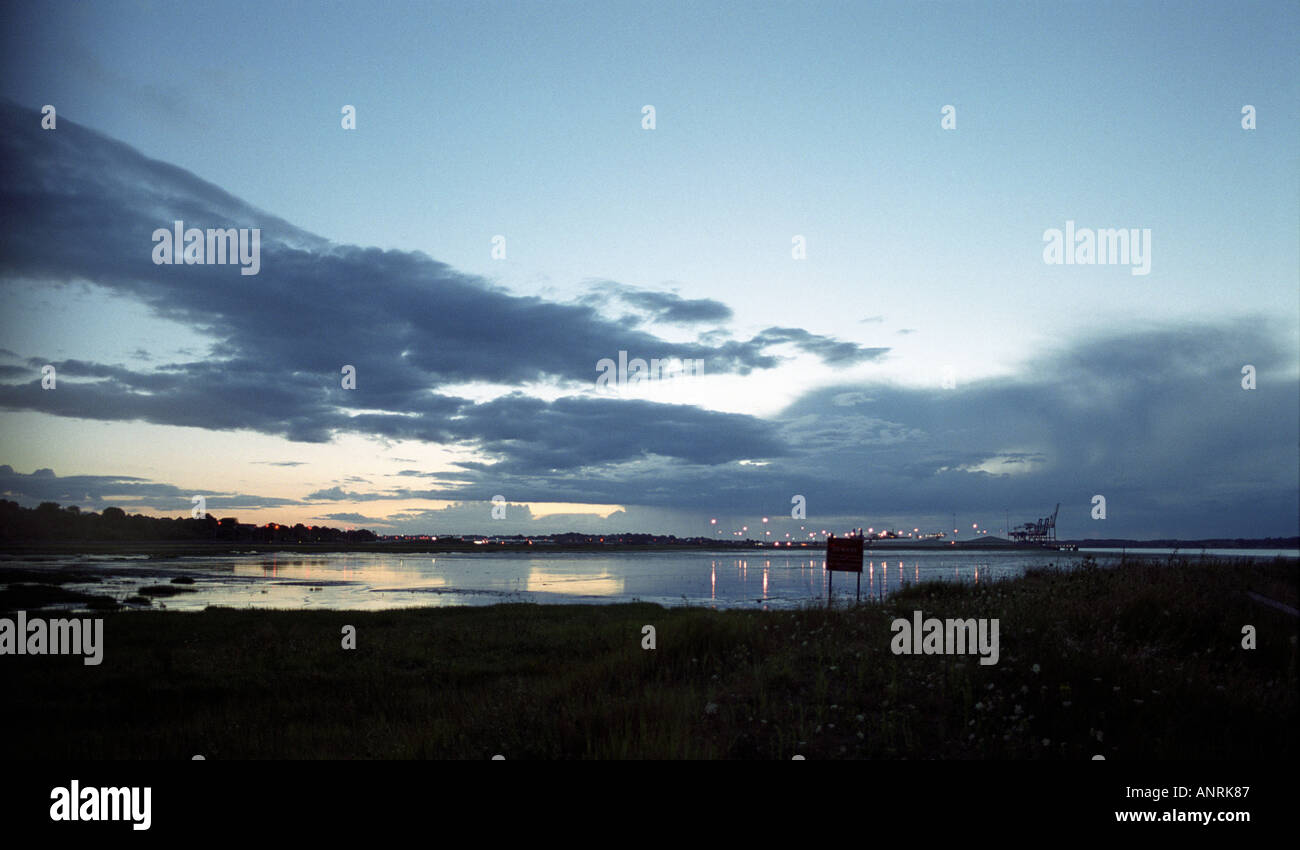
[0,537,1296,557]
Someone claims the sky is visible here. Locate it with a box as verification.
[0,0,1297,540]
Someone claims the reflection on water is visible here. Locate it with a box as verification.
[525,565,624,596]
[7,547,1295,613]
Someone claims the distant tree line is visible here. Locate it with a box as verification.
[0,500,377,543]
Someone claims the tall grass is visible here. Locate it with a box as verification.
[2,556,1294,759]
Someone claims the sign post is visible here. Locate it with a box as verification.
[825,530,864,604]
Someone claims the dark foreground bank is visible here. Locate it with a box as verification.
[2,557,1295,759]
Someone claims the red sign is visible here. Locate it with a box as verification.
[825,536,863,572]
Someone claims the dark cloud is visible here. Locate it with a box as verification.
[306,487,372,501]
[4,314,1295,539]
[385,500,539,533]
[749,327,889,366]
[0,101,869,468]
[340,320,1295,539]
[0,465,301,512]
[581,282,734,325]
[318,512,391,525]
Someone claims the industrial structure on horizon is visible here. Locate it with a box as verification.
[1009,503,1060,544]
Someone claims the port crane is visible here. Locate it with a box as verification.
[1009,503,1059,543]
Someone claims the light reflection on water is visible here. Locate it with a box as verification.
[8,548,1295,612]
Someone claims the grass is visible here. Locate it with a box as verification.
[1,556,1295,759]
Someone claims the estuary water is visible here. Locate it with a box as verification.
[5,547,1296,612]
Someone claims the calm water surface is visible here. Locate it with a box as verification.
[6,547,1296,612]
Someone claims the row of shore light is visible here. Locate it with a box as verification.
[708,517,993,543]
